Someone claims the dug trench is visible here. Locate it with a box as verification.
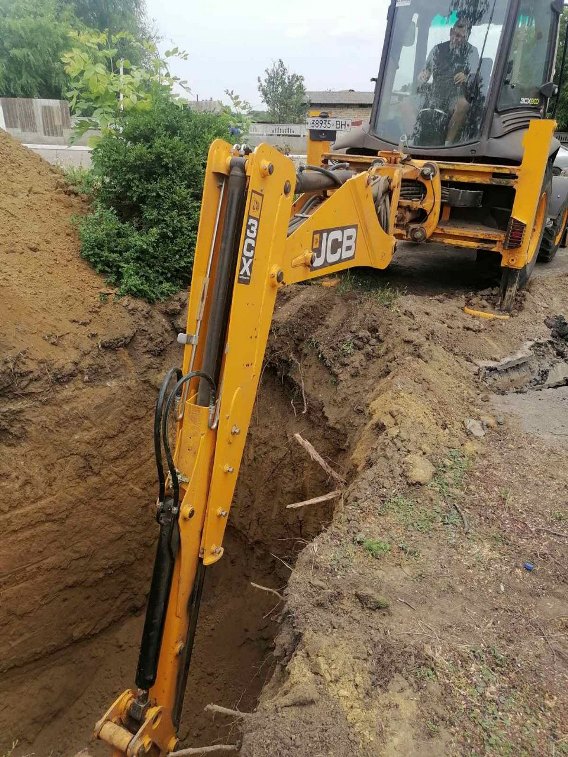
[1,344,350,756]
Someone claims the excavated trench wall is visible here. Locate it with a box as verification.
[0,129,182,749]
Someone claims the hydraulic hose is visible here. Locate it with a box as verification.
[295,168,354,193]
[135,371,215,692]
[154,367,182,505]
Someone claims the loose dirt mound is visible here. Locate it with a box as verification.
[240,273,568,756]
[0,131,179,742]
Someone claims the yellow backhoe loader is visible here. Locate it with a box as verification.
[95,0,568,753]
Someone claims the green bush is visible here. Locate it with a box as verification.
[78,99,232,301]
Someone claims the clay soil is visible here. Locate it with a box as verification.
[1,131,567,756]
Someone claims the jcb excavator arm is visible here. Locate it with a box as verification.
[94,139,397,756]
[95,120,554,755]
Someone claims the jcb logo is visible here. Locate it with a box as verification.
[311,225,358,271]
[238,191,263,285]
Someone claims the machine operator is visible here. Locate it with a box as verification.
[418,15,480,143]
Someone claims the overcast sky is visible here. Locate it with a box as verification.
[145,0,389,109]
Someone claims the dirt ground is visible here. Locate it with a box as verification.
[1,132,567,756]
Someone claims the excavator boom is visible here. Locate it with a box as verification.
[95,113,556,753]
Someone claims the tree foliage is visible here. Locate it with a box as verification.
[77,99,233,300]
[62,30,188,136]
[257,59,307,123]
[0,0,156,101]
[223,89,252,141]
[552,9,568,131]
[64,0,148,37]
[0,0,74,98]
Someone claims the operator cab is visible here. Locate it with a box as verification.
[337,0,562,162]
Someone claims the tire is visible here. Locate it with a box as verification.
[538,205,568,263]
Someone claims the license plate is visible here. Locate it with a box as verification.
[307,117,352,131]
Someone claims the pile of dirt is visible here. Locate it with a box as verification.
[239,273,568,756]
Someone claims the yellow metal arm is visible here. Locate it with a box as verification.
[94,140,399,755]
[95,121,556,754]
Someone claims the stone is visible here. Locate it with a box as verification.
[465,419,486,438]
[545,362,568,388]
[404,453,435,485]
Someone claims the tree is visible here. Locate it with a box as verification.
[62,0,153,68]
[0,0,154,101]
[552,9,568,131]
[224,89,252,141]
[257,59,308,123]
[62,30,188,136]
[63,0,149,38]
[0,0,74,98]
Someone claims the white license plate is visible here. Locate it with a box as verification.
[307,117,352,131]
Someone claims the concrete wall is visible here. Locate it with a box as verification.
[24,143,92,168]
[0,97,78,145]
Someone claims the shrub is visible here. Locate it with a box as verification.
[78,99,232,301]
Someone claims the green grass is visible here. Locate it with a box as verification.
[340,339,355,356]
[63,165,97,196]
[361,538,391,559]
[415,665,437,682]
[383,494,441,533]
[430,449,470,499]
[337,269,404,307]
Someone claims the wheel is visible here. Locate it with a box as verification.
[499,183,549,311]
[538,205,568,262]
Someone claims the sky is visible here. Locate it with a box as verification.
[145,0,390,109]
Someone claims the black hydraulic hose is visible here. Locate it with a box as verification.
[154,367,182,505]
[298,164,343,186]
[196,158,247,407]
[161,370,216,513]
[295,168,354,193]
[287,194,324,234]
[173,560,207,727]
[135,370,215,693]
